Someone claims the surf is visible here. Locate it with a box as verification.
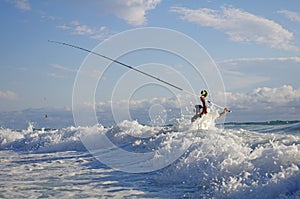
[1,115,299,197]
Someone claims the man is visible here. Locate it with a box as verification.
[191,90,208,122]
[191,90,230,122]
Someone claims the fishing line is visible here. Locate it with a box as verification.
[48,40,228,110]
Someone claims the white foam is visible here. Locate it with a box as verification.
[1,117,299,198]
[0,124,85,152]
[157,124,300,198]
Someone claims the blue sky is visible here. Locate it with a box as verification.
[1,0,300,122]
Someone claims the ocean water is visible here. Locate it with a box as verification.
[0,112,300,198]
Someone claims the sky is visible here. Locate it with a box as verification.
[1,0,300,123]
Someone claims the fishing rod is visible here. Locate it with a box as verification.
[48,40,228,110]
[48,40,183,91]
[207,100,231,112]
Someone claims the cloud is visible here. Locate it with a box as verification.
[90,96,184,111]
[70,20,94,35]
[8,0,31,11]
[50,63,104,79]
[57,21,109,40]
[278,10,300,22]
[100,0,161,26]
[56,25,70,31]
[74,85,300,122]
[48,73,65,79]
[220,69,270,90]
[214,85,300,121]
[217,56,300,65]
[50,64,77,73]
[40,15,62,22]
[55,0,161,39]
[217,56,300,90]
[49,64,78,79]
[0,91,18,100]
[171,6,298,51]
[79,93,194,114]
[225,85,300,106]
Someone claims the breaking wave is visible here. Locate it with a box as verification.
[0,114,299,198]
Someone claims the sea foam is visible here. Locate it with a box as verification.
[0,113,299,198]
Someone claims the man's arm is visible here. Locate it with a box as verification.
[200,96,207,114]
[216,108,230,120]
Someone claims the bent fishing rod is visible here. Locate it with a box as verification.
[48,40,229,110]
[49,40,183,91]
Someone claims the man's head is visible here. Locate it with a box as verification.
[201,90,208,97]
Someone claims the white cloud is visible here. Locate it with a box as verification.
[50,63,104,79]
[56,25,70,31]
[221,69,270,90]
[226,85,300,106]
[101,0,161,26]
[48,73,65,79]
[57,0,161,36]
[9,0,31,11]
[57,21,109,40]
[50,64,77,73]
[0,91,18,100]
[70,20,94,35]
[94,96,183,111]
[278,10,300,22]
[213,85,300,121]
[49,64,77,79]
[76,85,300,122]
[217,56,300,90]
[73,25,94,35]
[93,85,300,112]
[217,56,300,65]
[80,93,194,113]
[171,6,298,51]
[41,15,62,22]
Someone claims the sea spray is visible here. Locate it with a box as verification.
[0,118,299,198]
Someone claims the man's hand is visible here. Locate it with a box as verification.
[224,108,230,113]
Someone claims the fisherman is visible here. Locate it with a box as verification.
[191,90,230,122]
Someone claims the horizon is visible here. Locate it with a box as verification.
[1,104,300,130]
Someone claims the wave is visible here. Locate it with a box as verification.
[225,120,300,135]
[226,120,300,126]
[1,112,300,197]
[0,123,86,153]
